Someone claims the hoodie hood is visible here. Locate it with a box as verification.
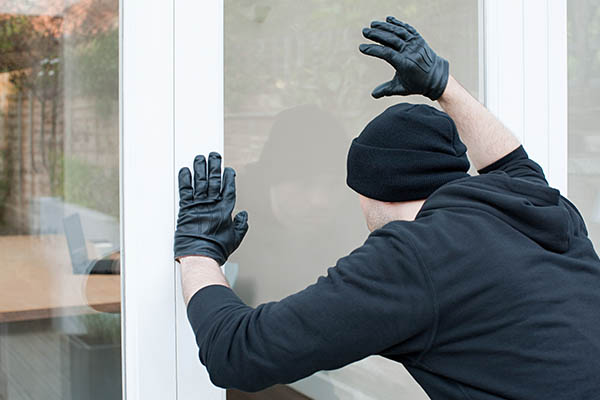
[418,171,572,253]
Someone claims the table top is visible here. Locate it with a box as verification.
[0,235,120,323]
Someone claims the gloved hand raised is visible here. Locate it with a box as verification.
[359,16,449,101]
[174,152,248,265]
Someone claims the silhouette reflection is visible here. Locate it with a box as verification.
[230,104,368,306]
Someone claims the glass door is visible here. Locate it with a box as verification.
[175,2,574,399]
[223,1,480,399]
[0,1,121,399]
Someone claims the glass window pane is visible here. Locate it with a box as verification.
[224,1,479,398]
[0,1,121,399]
[568,0,600,250]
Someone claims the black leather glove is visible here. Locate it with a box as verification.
[359,16,449,101]
[174,152,248,265]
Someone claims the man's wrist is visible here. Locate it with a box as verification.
[437,74,457,104]
[179,255,230,305]
[178,255,220,268]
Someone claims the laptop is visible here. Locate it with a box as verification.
[63,213,120,275]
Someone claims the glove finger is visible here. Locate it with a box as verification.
[193,154,208,199]
[386,16,418,35]
[359,43,396,63]
[221,167,237,203]
[371,81,394,99]
[207,152,222,199]
[233,211,249,241]
[178,167,193,204]
[362,28,405,51]
[369,21,412,40]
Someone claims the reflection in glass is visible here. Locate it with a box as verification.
[568,0,600,250]
[225,1,478,399]
[233,104,360,305]
[0,1,121,399]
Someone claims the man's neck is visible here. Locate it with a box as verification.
[399,198,427,221]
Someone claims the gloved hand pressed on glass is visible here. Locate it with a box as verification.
[174,152,249,265]
[359,16,449,101]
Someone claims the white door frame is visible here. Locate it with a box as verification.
[121,0,178,399]
[120,1,569,399]
[121,0,225,399]
[173,0,225,399]
[483,0,568,193]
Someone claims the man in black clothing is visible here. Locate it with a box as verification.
[173,17,600,399]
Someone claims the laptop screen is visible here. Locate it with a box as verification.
[63,213,89,273]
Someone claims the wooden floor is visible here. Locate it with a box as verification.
[0,317,121,400]
[228,385,312,400]
[0,318,311,400]
[0,319,67,400]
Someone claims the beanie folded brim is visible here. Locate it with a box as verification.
[346,139,470,202]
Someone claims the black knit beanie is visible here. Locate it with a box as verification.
[346,103,470,202]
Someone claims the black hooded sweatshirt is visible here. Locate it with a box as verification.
[186,146,600,399]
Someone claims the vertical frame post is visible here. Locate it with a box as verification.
[121,0,178,398]
[546,0,568,195]
[483,0,525,142]
[174,0,225,399]
[483,0,568,192]
[523,0,550,170]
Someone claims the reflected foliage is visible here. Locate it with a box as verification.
[0,0,119,232]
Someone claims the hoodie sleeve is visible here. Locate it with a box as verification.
[477,145,548,185]
[185,225,434,392]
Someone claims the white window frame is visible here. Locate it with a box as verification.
[121,0,178,398]
[173,0,225,399]
[483,0,567,193]
[120,1,568,399]
[121,0,225,399]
